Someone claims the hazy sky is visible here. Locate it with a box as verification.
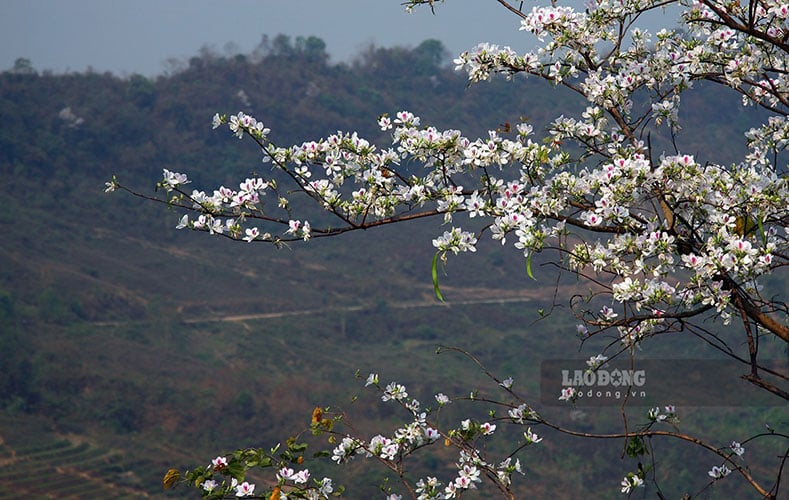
[0,1,533,76]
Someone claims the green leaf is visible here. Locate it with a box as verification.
[432,252,445,302]
[625,436,648,457]
[226,461,245,478]
[757,217,766,246]
[526,252,537,281]
[288,441,309,453]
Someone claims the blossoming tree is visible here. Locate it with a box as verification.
[111,0,788,497]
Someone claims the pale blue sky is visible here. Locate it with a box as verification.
[0,1,532,76]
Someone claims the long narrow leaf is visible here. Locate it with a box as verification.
[432,252,445,302]
[526,252,537,281]
[757,217,766,246]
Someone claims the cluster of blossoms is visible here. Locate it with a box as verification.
[197,456,257,497]
[332,376,441,467]
[193,452,334,499]
[410,451,525,498]
[708,464,732,479]
[152,96,786,361]
[150,103,786,353]
[125,0,789,497]
[332,375,540,498]
[648,405,679,425]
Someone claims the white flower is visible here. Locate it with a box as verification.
[331,436,359,464]
[292,469,310,484]
[278,467,294,480]
[234,481,255,497]
[620,474,644,494]
[287,219,301,235]
[435,393,451,405]
[708,465,731,479]
[318,477,333,496]
[559,387,577,401]
[586,354,608,369]
[161,169,190,190]
[176,214,189,229]
[524,427,543,444]
[424,427,441,442]
[382,382,408,402]
[509,404,532,423]
[243,227,259,242]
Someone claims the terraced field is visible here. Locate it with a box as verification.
[0,418,158,499]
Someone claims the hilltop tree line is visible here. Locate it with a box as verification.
[1,34,765,194]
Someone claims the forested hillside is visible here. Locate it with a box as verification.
[0,35,782,498]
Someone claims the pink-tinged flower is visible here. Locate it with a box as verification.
[292,469,310,484]
[234,481,255,497]
[287,219,301,235]
[425,427,441,442]
[278,467,295,481]
[394,111,419,126]
[454,475,473,489]
[211,456,228,470]
[243,227,259,242]
[454,464,481,490]
[559,387,577,401]
[481,422,496,435]
[465,191,487,217]
[730,441,745,456]
[600,305,618,320]
[201,479,218,492]
[581,211,603,226]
